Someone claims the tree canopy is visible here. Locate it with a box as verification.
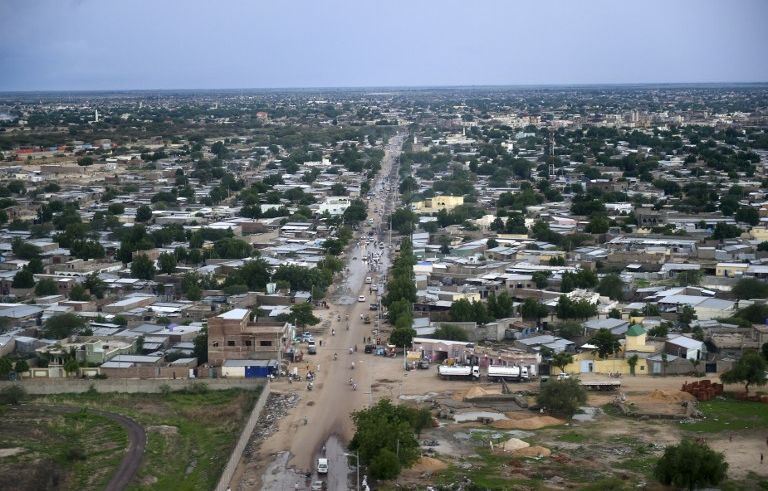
[654,440,728,490]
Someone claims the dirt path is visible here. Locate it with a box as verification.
[45,405,146,491]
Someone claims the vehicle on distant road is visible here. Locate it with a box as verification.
[317,458,328,474]
[358,295,366,302]
[307,341,317,355]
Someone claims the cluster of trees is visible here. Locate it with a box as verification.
[555,296,598,320]
[270,256,344,299]
[448,291,516,324]
[382,239,417,348]
[560,268,598,293]
[349,399,432,479]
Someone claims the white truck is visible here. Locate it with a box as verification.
[437,364,480,380]
[487,365,529,382]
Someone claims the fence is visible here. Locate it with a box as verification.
[216,382,271,491]
[0,378,263,395]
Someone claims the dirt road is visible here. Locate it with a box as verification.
[235,134,406,490]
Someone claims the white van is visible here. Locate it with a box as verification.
[317,458,328,474]
[365,276,372,284]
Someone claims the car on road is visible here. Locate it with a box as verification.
[311,481,326,491]
[307,341,317,355]
[557,373,570,380]
[358,295,366,302]
[364,344,375,354]
[317,458,328,474]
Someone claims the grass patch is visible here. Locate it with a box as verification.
[434,448,542,490]
[557,432,587,443]
[38,387,261,491]
[578,477,634,491]
[0,406,127,490]
[679,397,768,433]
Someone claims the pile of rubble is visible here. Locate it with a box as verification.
[243,392,300,458]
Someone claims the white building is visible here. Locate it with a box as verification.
[318,197,352,216]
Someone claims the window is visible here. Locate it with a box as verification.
[259,340,273,347]
[244,340,253,347]
[227,340,236,347]
[212,341,219,348]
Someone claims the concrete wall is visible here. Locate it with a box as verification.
[0,378,263,395]
[218,383,271,491]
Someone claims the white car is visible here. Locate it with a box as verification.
[358,295,366,302]
[317,458,328,474]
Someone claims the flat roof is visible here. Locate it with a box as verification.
[218,308,250,320]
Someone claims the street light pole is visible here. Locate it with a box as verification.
[344,451,360,491]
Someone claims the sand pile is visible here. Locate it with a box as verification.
[464,386,503,400]
[647,389,695,403]
[491,413,565,430]
[514,445,551,458]
[501,438,530,452]
[410,456,448,472]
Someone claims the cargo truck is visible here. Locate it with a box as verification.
[487,365,529,382]
[437,364,480,380]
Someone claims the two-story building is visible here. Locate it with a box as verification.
[207,308,291,366]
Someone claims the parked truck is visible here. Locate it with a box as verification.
[438,364,480,380]
[487,365,529,382]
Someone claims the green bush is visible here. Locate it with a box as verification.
[654,439,727,489]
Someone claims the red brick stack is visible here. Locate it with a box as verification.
[681,380,723,401]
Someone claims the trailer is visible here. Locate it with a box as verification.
[580,380,621,391]
[486,365,529,382]
[438,365,480,380]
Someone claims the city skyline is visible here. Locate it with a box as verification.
[1,0,768,91]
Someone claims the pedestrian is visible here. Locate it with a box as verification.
[363,336,366,343]
[762,453,764,464]
[319,340,323,347]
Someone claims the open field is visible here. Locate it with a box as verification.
[382,391,768,491]
[0,387,259,491]
[0,405,127,491]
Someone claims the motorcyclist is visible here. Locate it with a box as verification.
[333,353,338,361]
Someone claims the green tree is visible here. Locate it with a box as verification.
[193,326,208,364]
[734,206,759,226]
[762,342,768,363]
[276,302,319,328]
[532,271,551,289]
[77,156,94,166]
[69,284,90,301]
[627,354,639,376]
[557,322,583,341]
[731,277,768,300]
[389,327,415,348]
[537,378,587,417]
[12,268,34,288]
[130,254,156,280]
[14,359,29,374]
[43,313,86,339]
[186,284,202,301]
[107,203,125,215]
[432,324,468,341]
[678,304,697,328]
[486,238,499,249]
[157,252,177,275]
[654,440,728,490]
[83,273,106,299]
[590,328,620,359]
[135,205,153,222]
[608,308,622,319]
[0,358,12,379]
[520,298,548,321]
[720,350,767,397]
[597,274,625,300]
[552,352,573,374]
[63,358,79,376]
[35,278,59,296]
[349,399,429,479]
[342,199,368,224]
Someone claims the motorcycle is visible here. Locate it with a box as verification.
[333,353,338,361]
[332,329,336,336]
[350,362,355,370]
[307,382,314,391]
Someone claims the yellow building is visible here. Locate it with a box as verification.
[412,195,464,214]
[624,324,655,353]
[750,227,768,242]
[555,324,654,376]
[715,262,749,278]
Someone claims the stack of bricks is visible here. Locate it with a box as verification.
[681,380,723,401]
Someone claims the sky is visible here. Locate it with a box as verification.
[1,0,767,91]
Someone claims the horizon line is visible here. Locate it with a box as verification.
[2,80,768,95]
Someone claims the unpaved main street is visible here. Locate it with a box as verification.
[232,134,406,490]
